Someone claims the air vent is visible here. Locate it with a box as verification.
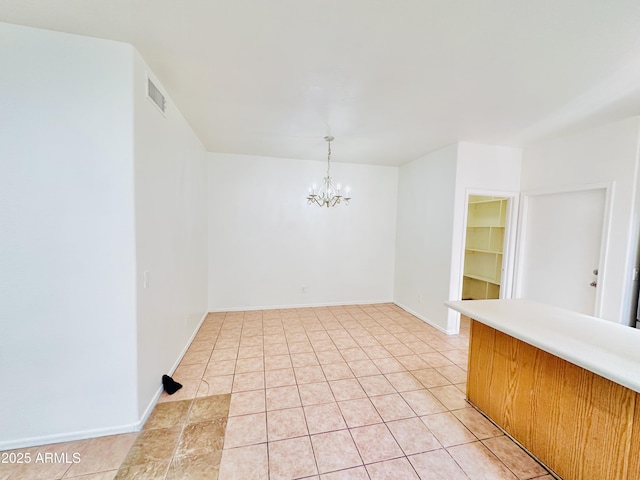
[147,78,166,114]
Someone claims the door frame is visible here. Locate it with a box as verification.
[514,182,614,317]
[450,188,520,300]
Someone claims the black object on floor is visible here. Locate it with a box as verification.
[162,374,182,395]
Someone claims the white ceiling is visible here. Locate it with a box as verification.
[3,1,640,166]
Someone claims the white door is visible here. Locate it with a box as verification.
[518,188,606,315]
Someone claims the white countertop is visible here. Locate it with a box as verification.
[445,299,640,394]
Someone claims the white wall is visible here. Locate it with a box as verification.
[0,23,138,448]
[133,55,209,418]
[207,153,397,310]
[455,143,523,195]
[521,117,640,324]
[448,143,522,328]
[394,145,458,333]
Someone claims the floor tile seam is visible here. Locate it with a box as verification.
[327,427,366,474]
[169,395,229,477]
[425,444,475,480]
[363,453,427,479]
[478,437,551,479]
[446,440,526,480]
[421,404,490,442]
[62,467,120,480]
[382,418,445,456]
[114,433,175,480]
[475,443,543,480]
[140,400,192,467]
[337,407,386,430]
[270,427,322,479]
[404,448,470,480]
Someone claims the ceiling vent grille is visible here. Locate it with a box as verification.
[147,78,166,114]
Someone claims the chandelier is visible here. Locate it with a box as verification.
[306,136,351,207]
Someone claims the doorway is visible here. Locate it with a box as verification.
[462,195,509,300]
[516,186,609,316]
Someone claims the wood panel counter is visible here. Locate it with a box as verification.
[445,299,640,480]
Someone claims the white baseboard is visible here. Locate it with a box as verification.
[393,302,458,335]
[208,299,395,313]
[0,423,139,451]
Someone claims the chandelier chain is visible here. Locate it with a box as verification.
[326,140,332,178]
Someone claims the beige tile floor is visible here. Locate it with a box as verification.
[0,304,555,480]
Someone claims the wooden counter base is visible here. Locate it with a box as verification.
[468,319,640,480]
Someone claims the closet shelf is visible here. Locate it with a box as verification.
[463,273,501,286]
[468,198,507,205]
[467,224,506,228]
[465,248,503,255]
